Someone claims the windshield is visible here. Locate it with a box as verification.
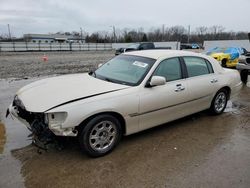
[95,55,155,86]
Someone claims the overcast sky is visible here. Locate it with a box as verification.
[0,0,249,37]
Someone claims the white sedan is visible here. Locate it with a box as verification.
[7,50,242,157]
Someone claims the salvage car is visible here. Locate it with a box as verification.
[7,50,242,157]
[206,47,244,68]
[180,43,203,50]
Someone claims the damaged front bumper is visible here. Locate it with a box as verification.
[7,103,55,149]
[6,98,77,149]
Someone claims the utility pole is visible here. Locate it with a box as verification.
[112,26,116,43]
[187,25,191,43]
[7,24,11,40]
[80,27,83,43]
[162,24,165,42]
[110,26,116,43]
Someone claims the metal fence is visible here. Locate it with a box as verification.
[0,42,113,52]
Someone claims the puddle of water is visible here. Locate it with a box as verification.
[0,122,6,154]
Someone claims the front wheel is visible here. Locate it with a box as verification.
[79,114,122,157]
[210,89,228,115]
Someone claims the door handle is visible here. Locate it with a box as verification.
[175,84,185,92]
[210,79,218,83]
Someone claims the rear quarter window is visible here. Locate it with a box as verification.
[183,57,212,77]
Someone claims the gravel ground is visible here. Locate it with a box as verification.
[0,51,115,79]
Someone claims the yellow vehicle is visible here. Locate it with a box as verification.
[206,47,242,68]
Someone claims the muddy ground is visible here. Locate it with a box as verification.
[0,52,250,188]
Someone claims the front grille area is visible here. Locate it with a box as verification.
[13,97,45,126]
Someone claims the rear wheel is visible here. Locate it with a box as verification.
[79,114,122,157]
[210,89,228,115]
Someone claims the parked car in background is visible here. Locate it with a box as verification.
[237,50,250,83]
[180,43,203,50]
[206,47,247,68]
[115,42,171,55]
[236,33,250,83]
[7,50,242,157]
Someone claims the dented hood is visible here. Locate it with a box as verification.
[16,73,130,112]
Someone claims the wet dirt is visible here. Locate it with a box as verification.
[0,53,250,187]
[0,122,6,154]
[10,96,250,188]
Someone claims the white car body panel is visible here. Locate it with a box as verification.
[47,87,141,134]
[8,50,242,137]
[16,73,130,112]
[138,79,189,130]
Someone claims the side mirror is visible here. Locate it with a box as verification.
[149,76,166,87]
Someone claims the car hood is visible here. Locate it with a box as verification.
[16,73,130,112]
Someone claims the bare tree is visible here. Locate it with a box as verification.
[52,26,249,43]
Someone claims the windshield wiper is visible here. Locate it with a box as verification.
[103,77,120,84]
[98,76,129,85]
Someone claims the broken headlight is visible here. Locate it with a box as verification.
[46,112,68,128]
[13,95,25,109]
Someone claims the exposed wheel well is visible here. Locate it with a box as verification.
[76,112,126,135]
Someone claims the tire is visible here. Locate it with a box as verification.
[240,69,248,83]
[78,114,122,157]
[210,89,228,115]
[221,59,227,68]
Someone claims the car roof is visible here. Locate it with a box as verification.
[123,49,203,60]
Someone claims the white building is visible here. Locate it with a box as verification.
[23,34,85,44]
